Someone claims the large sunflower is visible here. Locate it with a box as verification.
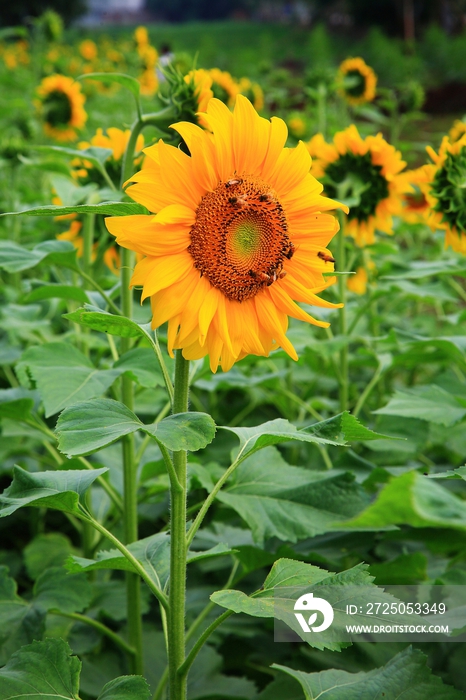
[36,74,87,142]
[106,96,345,372]
[337,57,377,106]
[425,134,466,254]
[308,125,408,246]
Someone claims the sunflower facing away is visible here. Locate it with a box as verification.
[36,74,87,142]
[425,134,466,254]
[337,57,377,106]
[74,127,145,184]
[308,125,408,246]
[106,96,346,372]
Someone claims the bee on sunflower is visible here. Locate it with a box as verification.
[337,57,377,106]
[106,96,346,372]
[307,125,408,246]
[425,134,466,254]
[36,74,87,142]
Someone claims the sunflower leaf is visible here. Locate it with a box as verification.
[0,466,108,518]
[64,306,148,338]
[1,201,147,217]
[271,647,465,700]
[373,385,466,426]
[0,240,78,273]
[23,283,90,304]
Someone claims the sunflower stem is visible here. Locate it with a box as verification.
[337,211,349,412]
[316,82,327,137]
[168,351,190,700]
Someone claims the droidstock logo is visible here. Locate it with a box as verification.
[294,593,334,633]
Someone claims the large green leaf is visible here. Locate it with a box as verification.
[56,398,216,456]
[272,647,466,700]
[17,343,122,417]
[0,637,150,700]
[33,567,93,614]
[0,466,108,517]
[98,677,151,700]
[0,638,81,700]
[307,411,402,442]
[221,418,345,458]
[211,559,399,651]
[344,470,466,530]
[374,385,466,426]
[215,447,370,544]
[113,348,165,388]
[0,567,44,665]
[23,283,90,304]
[0,388,35,420]
[65,306,150,338]
[0,240,78,273]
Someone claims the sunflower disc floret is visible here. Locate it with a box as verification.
[106,96,346,372]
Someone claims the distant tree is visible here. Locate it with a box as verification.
[0,0,86,28]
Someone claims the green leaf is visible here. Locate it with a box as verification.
[17,343,122,417]
[2,201,147,218]
[33,567,93,614]
[0,466,108,518]
[0,567,44,665]
[23,283,90,304]
[0,638,81,700]
[306,411,402,443]
[114,348,165,388]
[211,559,391,651]
[78,72,141,98]
[98,676,151,700]
[187,646,257,699]
[383,259,466,280]
[429,465,466,481]
[0,388,35,420]
[56,398,216,456]
[221,418,344,458]
[67,533,231,589]
[64,306,150,338]
[144,412,216,451]
[374,385,466,427]
[24,533,77,580]
[56,398,142,457]
[368,552,427,585]
[344,471,466,530]
[0,240,77,273]
[215,447,370,544]
[272,646,465,700]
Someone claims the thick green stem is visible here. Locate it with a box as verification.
[168,351,190,700]
[337,213,348,412]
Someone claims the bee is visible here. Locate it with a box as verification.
[249,270,270,283]
[229,195,248,208]
[225,178,242,187]
[259,192,273,202]
[317,251,336,263]
[284,241,296,260]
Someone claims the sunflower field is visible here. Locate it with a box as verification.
[2,11,466,700]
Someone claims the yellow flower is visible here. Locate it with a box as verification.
[36,74,87,142]
[308,125,408,246]
[238,77,264,111]
[425,134,466,254]
[75,127,145,183]
[400,165,435,224]
[103,246,120,275]
[288,116,306,138]
[106,96,345,372]
[208,68,240,107]
[134,26,149,47]
[57,220,85,257]
[184,69,214,112]
[79,39,97,61]
[138,68,158,96]
[448,119,466,143]
[337,57,377,105]
[347,266,367,294]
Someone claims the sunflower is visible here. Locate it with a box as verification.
[36,74,87,142]
[184,69,214,113]
[79,39,97,62]
[337,57,377,106]
[308,125,408,246]
[74,127,145,185]
[347,266,368,295]
[238,77,264,111]
[106,96,346,372]
[208,68,240,107]
[448,119,466,143]
[425,134,466,254]
[400,165,435,224]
